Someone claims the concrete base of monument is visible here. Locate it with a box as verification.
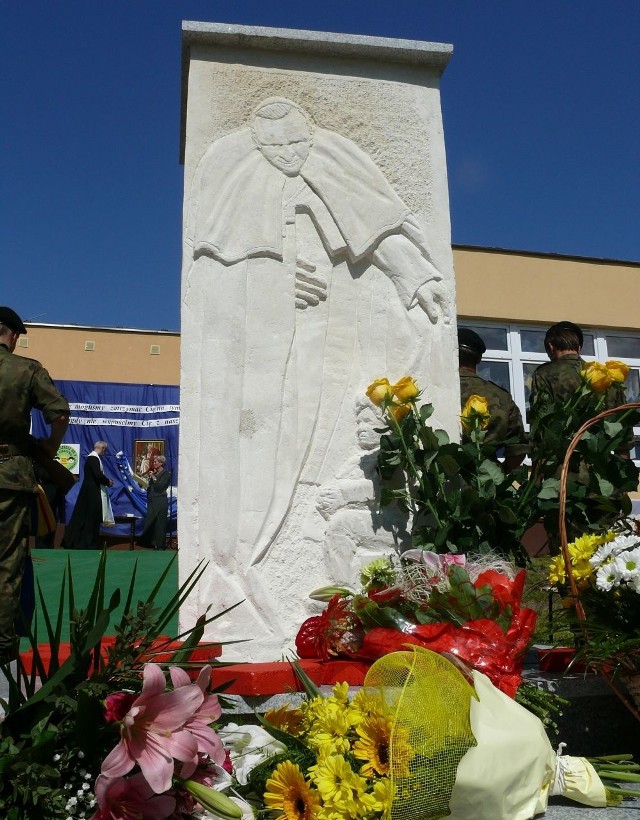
[211,654,640,760]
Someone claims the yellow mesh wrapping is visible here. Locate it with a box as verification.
[364,648,477,820]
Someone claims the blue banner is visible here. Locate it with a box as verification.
[31,380,179,539]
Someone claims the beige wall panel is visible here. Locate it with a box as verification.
[455,247,640,329]
[16,326,180,385]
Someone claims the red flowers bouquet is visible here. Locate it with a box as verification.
[296,553,537,697]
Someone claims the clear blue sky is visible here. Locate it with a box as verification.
[1,1,638,331]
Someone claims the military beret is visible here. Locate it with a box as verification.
[546,321,583,348]
[458,327,486,357]
[0,307,27,334]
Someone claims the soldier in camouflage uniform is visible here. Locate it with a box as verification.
[458,327,528,473]
[0,307,69,663]
[529,320,627,451]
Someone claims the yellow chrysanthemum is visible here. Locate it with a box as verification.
[370,777,394,811]
[331,682,350,706]
[571,558,595,583]
[304,699,353,756]
[264,704,305,736]
[548,554,566,586]
[316,800,362,820]
[264,760,320,820]
[567,533,600,563]
[309,754,367,805]
[346,690,385,726]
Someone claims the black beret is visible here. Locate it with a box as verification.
[546,321,583,348]
[458,327,486,357]
[0,307,27,334]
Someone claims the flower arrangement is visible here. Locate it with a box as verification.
[366,376,530,562]
[530,359,639,546]
[366,371,639,560]
[0,552,242,820]
[548,528,640,681]
[222,652,640,818]
[296,553,537,699]
[227,677,396,820]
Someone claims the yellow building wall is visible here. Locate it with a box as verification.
[454,246,640,329]
[16,325,180,384]
[15,247,639,385]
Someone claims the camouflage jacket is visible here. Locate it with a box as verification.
[530,352,629,458]
[0,344,70,492]
[459,369,528,458]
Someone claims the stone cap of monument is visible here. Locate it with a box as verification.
[180,21,454,162]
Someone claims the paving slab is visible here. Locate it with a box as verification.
[546,790,640,818]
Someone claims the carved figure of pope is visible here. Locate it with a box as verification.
[182,98,452,651]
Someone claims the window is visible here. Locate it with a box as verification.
[459,321,640,462]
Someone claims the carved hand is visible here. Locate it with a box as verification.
[414,279,453,325]
[316,485,345,519]
[295,258,328,309]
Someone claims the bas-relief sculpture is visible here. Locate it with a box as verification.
[181,95,456,659]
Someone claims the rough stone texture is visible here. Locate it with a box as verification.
[179,24,459,660]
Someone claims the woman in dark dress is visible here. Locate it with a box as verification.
[62,441,113,549]
[136,456,171,550]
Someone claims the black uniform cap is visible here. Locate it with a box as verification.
[546,321,583,349]
[458,327,486,357]
[0,307,27,334]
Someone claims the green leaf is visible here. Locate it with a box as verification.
[537,478,560,500]
[603,420,623,437]
[380,487,408,505]
[438,454,461,477]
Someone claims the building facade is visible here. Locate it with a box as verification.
[18,245,640,458]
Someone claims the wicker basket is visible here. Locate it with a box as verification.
[558,401,640,722]
[620,674,640,710]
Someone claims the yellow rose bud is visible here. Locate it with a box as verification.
[461,394,490,430]
[581,362,613,394]
[605,359,630,383]
[366,378,393,406]
[390,404,411,423]
[391,376,420,403]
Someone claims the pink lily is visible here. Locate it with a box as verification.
[90,772,176,819]
[170,666,225,765]
[403,549,466,570]
[101,663,203,794]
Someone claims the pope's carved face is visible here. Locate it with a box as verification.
[356,405,380,451]
[254,110,311,176]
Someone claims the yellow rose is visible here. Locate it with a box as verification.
[391,376,420,403]
[461,394,490,430]
[366,378,392,406]
[390,404,411,423]
[581,362,613,394]
[605,359,630,384]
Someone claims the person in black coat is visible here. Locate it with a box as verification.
[62,441,113,549]
[136,456,171,550]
